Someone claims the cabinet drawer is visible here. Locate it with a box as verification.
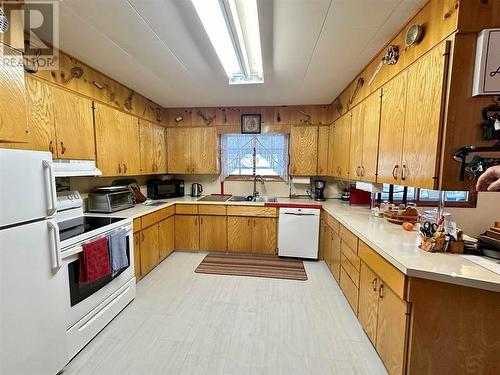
[340,267,359,314]
[326,214,340,234]
[340,225,358,252]
[133,218,142,233]
[359,241,407,300]
[159,205,175,218]
[341,240,360,271]
[141,210,164,228]
[341,254,360,287]
[198,204,227,216]
[227,205,277,217]
[176,204,199,215]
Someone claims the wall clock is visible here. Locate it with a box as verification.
[241,114,261,134]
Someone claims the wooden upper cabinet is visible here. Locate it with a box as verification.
[401,42,449,189]
[327,124,336,176]
[94,103,140,176]
[0,46,27,143]
[139,120,154,174]
[330,114,351,178]
[191,127,219,174]
[167,127,191,173]
[52,88,95,160]
[378,72,407,185]
[290,125,318,176]
[317,126,329,176]
[139,120,166,175]
[349,91,381,182]
[167,127,219,174]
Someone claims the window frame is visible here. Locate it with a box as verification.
[220,133,289,182]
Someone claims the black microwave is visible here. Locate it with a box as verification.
[147,179,184,199]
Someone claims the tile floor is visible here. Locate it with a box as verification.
[63,252,387,375]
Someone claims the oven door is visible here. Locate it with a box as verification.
[61,225,135,328]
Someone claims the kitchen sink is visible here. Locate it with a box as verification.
[228,195,278,203]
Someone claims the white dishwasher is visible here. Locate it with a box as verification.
[278,207,320,259]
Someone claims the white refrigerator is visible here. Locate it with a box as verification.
[0,149,68,375]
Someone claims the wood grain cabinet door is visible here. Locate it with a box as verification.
[153,124,167,173]
[158,216,174,261]
[401,42,449,189]
[252,218,277,254]
[140,224,159,276]
[227,216,253,253]
[289,125,318,176]
[317,126,329,176]
[0,46,28,143]
[52,87,95,160]
[327,124,337,176]
[167,127,191,173]
[361,91,381,183]
[358,262,380,344]
[339,114,352,179]
[190,127,219,174]
[199,215,227,252]
[378,72,407,184]
[376,282,409,375]
[174,215,199,251]
[133,232,141,280]
[330,230,341,282]
[349,104,364,180]
[139,119,154,174]
[322,223,332,268]
[121,113,141,176]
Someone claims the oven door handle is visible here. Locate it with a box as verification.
[48,220,62,271]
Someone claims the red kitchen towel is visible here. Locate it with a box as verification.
[79,237,111,284]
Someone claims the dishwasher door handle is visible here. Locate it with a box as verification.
[283,212,317,216]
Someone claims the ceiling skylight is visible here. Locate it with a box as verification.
[192,0,264,85]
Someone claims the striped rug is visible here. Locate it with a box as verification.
[195,253,308,281]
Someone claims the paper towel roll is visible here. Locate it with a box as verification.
[291,177,311,184]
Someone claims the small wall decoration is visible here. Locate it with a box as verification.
[241,114,261,134]
[473,28,500,96]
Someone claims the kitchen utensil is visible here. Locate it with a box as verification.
[420,221,438,237]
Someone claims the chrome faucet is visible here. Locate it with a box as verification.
[253,174,265,198]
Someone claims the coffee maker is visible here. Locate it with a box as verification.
[312,180,326,201]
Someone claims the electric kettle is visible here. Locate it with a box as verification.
[191,183,203,197]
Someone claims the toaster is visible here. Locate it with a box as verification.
[87,186,135,213]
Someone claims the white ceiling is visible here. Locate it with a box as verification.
[56,0,426,107]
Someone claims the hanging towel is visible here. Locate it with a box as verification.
[79,237,111,284]
[107,228,129,277]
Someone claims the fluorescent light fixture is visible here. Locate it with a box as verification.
[192,0,264,85]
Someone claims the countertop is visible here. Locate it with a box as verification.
[96,196,500,293]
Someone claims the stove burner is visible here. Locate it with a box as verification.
[59,216,125,241]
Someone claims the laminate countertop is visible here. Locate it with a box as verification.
[94,196,500,293]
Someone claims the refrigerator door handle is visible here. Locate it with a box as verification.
[48,220,62,271]
[43,160,58,216]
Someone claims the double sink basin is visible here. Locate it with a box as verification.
[197,195,278,203]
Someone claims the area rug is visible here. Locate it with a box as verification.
[195,253,308,281]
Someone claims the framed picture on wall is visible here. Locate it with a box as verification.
[241,114,261,134]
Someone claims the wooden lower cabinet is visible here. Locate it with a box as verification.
[158,216,174,261]
[358,262,379,344]
[227,216,253,253]
[174,215,199,251]
[252,217,277,254]
[330,230,341,281]
[321,221,332,266]
[133,232,141,280]
[140,224,160,276]
[199,215,227,252]
[376,281,409,375]
[340,267,359,313]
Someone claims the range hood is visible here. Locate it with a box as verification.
[53,159,102,177]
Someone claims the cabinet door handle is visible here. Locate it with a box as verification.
[118,163,122,174]
[401,165,407,181]
[361,166,365,177]
[379,283,384,298]
[392,165,399,180]
[372,277,378,291]
[141,232,145,242]
[248,218,251,227]
[123,163,127,173]
[200,217,203,225]
[60,141,66,155]
[49,140,54,154]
